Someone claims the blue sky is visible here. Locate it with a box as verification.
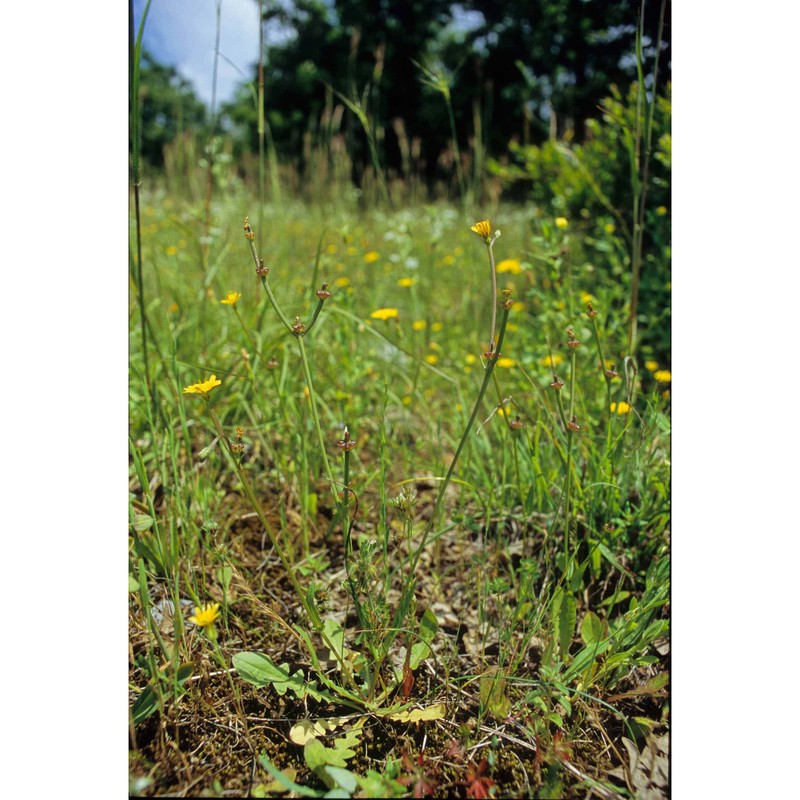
[133,0,262,106]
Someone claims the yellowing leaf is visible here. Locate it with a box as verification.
[289,717,347,745]
[386,703,446,724]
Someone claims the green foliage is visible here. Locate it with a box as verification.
[489,81,671,361]
[137,50,208,168]
[129,189,669,796]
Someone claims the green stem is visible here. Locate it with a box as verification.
[233,306,258,352]
[409,305,510,578]
[487,240,498,349]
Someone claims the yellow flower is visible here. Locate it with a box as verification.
[541,354,564,368]
[511,301,525,313]
[424,354,439,365]
[656,205,668,216]
[645,360,659,372]
[165,245,178,256]
[580,291,594,305]
[220,292,242,307]
[397,277,416,287]
[325,244,337,254]
[431,322,443,332]
[497,357,516,368]
[603,223,616,234]
[370,308,399,321]
[610,401,631,415]
[412,319,427,331]
[555,217,569,229]
[654,370,671,383]
[465,353,477,365]
[189,602,220,628]
[346,246,357,256]
[167,302,179,314]
[334,277,351,288]
[471,219,492,239]
[440,254,456,266]
[364,251,380,264]
[183,375,222,398]
[496,258,522,275]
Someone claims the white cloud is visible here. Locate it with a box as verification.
[134,0,261,107]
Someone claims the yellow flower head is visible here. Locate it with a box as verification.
[334,276,351,288]
[364,251,380,264]
[496,258,522,275]
[555,217,569,229]
[165,245,178,256]
[370,307,399,321]
[497,357,516,368]
[645,360,659,372]
[424,353,439,365]
[610,401,632,415]
[541,353,564,368]
[412,319,427,331]
[471,219,492,240]
[189,602,221,628]
[397,277,416,288]
[183,375,222,398]
[653,370,671,383]
[220,292,242,307]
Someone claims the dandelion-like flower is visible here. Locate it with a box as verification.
[220,292,242,307]
[610,401,632,415]
[471,219,492,240]
[183,375,222,398]
[541,354,564,368]
[370,308,399,321]
[189,602,221,628]
[496,258,522,275]
[364,251,380,264]
[653,370,671,383]
[555,217,569,229]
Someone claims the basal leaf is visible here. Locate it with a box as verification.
[385,703,446,723]
[323,766,358,794]
[580,611,605,645]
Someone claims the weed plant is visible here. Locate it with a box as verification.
[131,8,668,793]
[129,179,669,797]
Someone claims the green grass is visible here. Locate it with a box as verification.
[129,186,670,798]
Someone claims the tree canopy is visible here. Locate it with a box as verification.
[141,0,671,194]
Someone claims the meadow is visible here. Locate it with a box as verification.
[129,170,670,798]
[129,4,670,795]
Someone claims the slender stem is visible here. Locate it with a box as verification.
[130,0,155,416]
[233,306,258,352]
[563,348,578,566]
[257,1,268,247]
[202,0,222,268]
[408,306,510,577]
[487,240,498,349]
